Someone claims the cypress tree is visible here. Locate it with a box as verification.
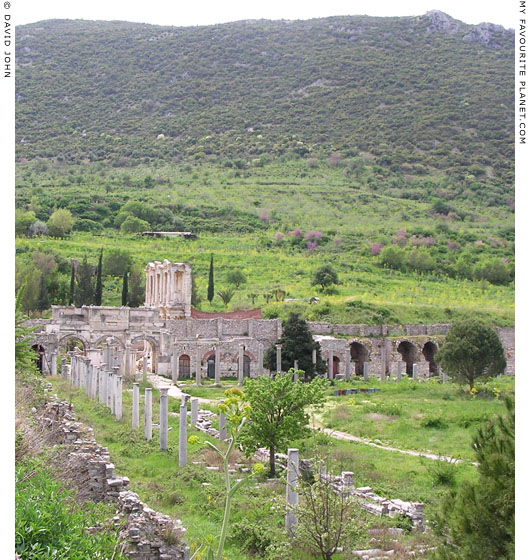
[94,248,103,306]
[68,262,75,305]
[207,253,214,303]
[36,273,49,313]
[74,257,95,307]
[122,271,128,306]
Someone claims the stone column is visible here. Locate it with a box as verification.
[294,360,298,371]
[442,369,448,383]
[190,397,199,428]
[142,355,148,383]
[276,344,282,373]
[363,362,369,382]
[380,348,386,381]
[285,448,299,535]
[312,348,317,366]
[328,351,333,380]
[91,366,99,400]
[144,388,153,441]
[258,343,264,376]
[412,363,418,381]
[102,343,109,369]
[115,376,123,421]
[112,366,120,413]
[131,350,138,377]
[171,347,179,384]
[124,343,131,379]
[238,344,244,385]
[219,400,227,441]
[179,394,190,467]
[101,368,108,406]
[214,345,221,386]
[342,471,354,489]
[397,361,403,382]
[61,358,67,380]
[50,351,57,376]
[116,348,124,376]
[345,359,351,380]
[195,348,201,386]
[160,388,169,451]
[132,383,140,429]
[106,371,113,411]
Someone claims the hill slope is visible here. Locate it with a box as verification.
[16,12,514,185]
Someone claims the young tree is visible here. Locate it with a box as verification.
[295,464,367,560]
[240,372,328,476]
[120,215,150,234]
[95,248,103,306]
[121,271,128,306]
[207,254,215,303]
[264,313,326,378]
[217,288,235,307]
[311,265,338,291]
[74,257,95,307]
[47,208,74,238]
[102,248,132,276]
[226,269,247,289]
[436,320,506,390]
[127,267,145,307]
[432,398,514,559]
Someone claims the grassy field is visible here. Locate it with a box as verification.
[43,373,513,558]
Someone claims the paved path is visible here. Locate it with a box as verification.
[148,374,218,406]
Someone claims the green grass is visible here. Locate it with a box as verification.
[319,377,514,462]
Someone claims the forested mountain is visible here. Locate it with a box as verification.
[16,11,514,184]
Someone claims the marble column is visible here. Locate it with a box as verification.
[171,347,178,384]
[159,388,169,451]
[345,359,351,380]
[238,344,244,385]
[328,351,333,380]
[412,363,418,381]
[144,388,153,441]
[214,345,221,386]
[285,448,299,536]
[397,361,403,382]
[195,348,201,386]
[50,351,57,376]
[142,355,148,383]
[276,344,282,373]
[124,343,131,379]
[258,343,263,376]
[132,383,140,429]
[380,348,386,381]
[312,348,317,366]
[61,358,67,380]
[363,362,369,381]
[190,397,199,428]
[115,376,123,421]
[219,400,227,441]
[179,395,190,467]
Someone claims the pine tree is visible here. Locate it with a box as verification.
[94,248,103,306]
[68,262,75,305]
[36,273,49,313]
[121,271,128,306]
[207,253,215,303]
[74,257,95,307]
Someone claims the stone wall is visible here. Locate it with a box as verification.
[37,397,189,560]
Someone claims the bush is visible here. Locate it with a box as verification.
[120,215,150,233]
[47,208,74,237]
[420,416,448,429]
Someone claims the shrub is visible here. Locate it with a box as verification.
[47,208,74,237]
[420,416,448,429]
[120,215,150,233]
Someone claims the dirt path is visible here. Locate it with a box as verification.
[310,417,478,466]
[148,374,218,406]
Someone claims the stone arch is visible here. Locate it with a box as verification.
[350,341,370,376]
[129,335,159,374]
[243,354,251,377]
[31,343,46,373]
[422,341,439,375]
[397,340,419,376]
[231,351,256,362]
[201,350,216,362]
[178,354,191,379]
[93,335,126,349]
[57,334,88,356]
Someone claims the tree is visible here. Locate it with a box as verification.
[217,288,235,307]
[102,248,132,276]
[311,265,338,291]
[15,285,38,375]
[120,215,150,234]
[74,257,95,307]
[379,245,405,270]
[191,273,201,307]
[436,320,506,390]
[121,271,128,306]
[207,254,215,303]
[95,248,103,306]
[36,273,50,313]
[47,208,74,237]
[127,267,145,307]
[240,372,328,476]
[226,269,247,288]
[295,461,367,560]
[432,398,514,559]
[68,261,75,305]
[15,209,37,236]
[264,313,326,378]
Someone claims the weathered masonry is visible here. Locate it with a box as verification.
[29,259,515,380]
